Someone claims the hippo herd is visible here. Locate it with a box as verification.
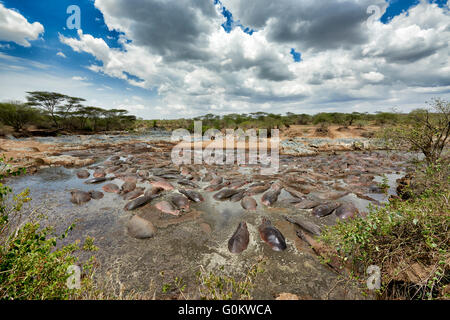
[67,142,408,258]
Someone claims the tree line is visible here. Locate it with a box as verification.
[0,91,136,133]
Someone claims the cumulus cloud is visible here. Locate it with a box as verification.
[59,0,450,118]
[0,4,44,47]
[56,51,66,58]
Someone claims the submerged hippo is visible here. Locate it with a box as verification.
[76,170,90,179]
[334,202,359,220]
[89,190,104,200]
[312,202,341,217]
[246,184,271,196]
[120,181,136,194]
[84,177,112,184]
[93,169,106,178]
[258,217,287,251]
[70,190,91,205]
[228,222,250,254]
[124,194,159,211]
[155,201,180,216]
[230,190,246,202]
[151,180,174,191]
[170,194,190,211]
[241,196,257,210]
[213,189,239,201]
[294,199,321,209]
[126,215,156,239]
[123,188,145,201]
[283,215,321,236]
[102,183,120,193]
[177,179,199,188]
[261,185,282,206]
[179,189,204,203]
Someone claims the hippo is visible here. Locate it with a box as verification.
[228,222,250,254]
[246,184,271,196]
[177,179,199,188]
[228,180,248,189]
[84,177,112,184]
[155,201,180,216]
[261,186,282,206]
[213,189,239,201]
[123,188,145,201]
[126,215,156,239]
[210,176,223,185]
[124,194,159,211]
[179,189,204,203]
[145,187,164,196]
[294,200,321,209]
[334,202,359,220]
[102,183,120,194]
[258,217,287,251]
[312,202,341,217]
[151,180,174,191]
[170,194,190,211]
[105,165,121,174]
[204,182,229,192]
[283,187,304,200]
[241,196,257,210]
[93,169,106,178]
[76,170,90,179]
[283,215,321,236]
[89,190,104,200]
[120,181,136,194]
[230,190,246,202]
[70,190,91,205]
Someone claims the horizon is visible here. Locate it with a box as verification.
[0,0,449,120]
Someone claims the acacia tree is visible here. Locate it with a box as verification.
[57,96,85,128]
[0,101,39,131]
[26,91,69,128]
[383,98,450,164]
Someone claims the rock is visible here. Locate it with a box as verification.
[41,155,95,167]
[102,183,120,193]
[127,215,156,239]
[70,190,91,204]
[312,202,341,217]
[276,293,299,300]
[76,169,90,179]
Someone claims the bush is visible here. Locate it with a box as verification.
[0,156,98,300]
[0,101,40,131]
[320,164,449,300]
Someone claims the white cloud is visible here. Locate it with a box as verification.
[72,76,87,81]
[56,51,66,58]
[52,0,449,118]
[0,4,44,47]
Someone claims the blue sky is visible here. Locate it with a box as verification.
[0,0,449,119]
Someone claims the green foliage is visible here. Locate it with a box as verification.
[0,157,98,300]
[0,101,40,131]
[381,99,450,164]
[320,166,449,299]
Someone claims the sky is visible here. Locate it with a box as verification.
[0,0,449,119]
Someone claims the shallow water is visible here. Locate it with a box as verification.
[4,138,411,299]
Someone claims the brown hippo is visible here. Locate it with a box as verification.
[334,202,359,220]
[241,196,257,210]
[76,170,90,179]
[155,201,180,216]
[145,186,164,196]
[170,194,190,211]
[179,189,204,203]
[294,199,320,209]
[102,183,120,194]
[124,194,160,211]
[70,190,91,205]
[312,202,341,217]
[89,190,104,200]
[123,188,145,200]
[84,177,112,184]
[230,190,246,202]
[228,222,250,254]
[151,179,174,191]
[93,169,106,178]
[261,185,282,206]
[258,217,287,251]
[213,189,239,201]
[246,184,271,196]
[283,215,321,236]
[126,216,156,239]
[120,181,136,194]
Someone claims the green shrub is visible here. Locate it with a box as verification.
[0,156,98,300]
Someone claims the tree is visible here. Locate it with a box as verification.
[58,96,85,128]
[0,101,39,131]
[383,98,450,164]
[26,91,69,128]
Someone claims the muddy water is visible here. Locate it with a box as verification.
[5,139,411,300]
